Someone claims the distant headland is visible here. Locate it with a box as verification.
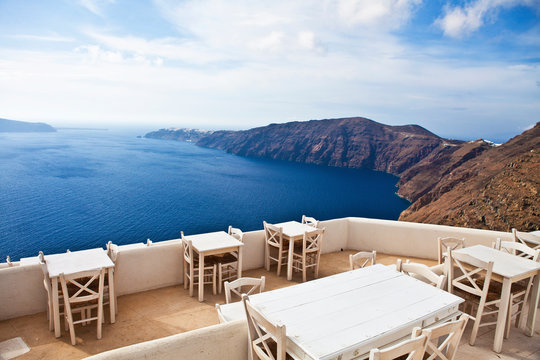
[0,118,56,133]
[144,117,540,232]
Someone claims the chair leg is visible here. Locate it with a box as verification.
[505,299,512,339]
[315,252,321,279]
[470,300,486,345]
[66,311,76,345]
[213,265,217,295]
[276,247,282,277]
[302,254,307,283]
[264,242,270,271]
[183,260,188,290]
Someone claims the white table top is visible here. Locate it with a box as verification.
[453,245,540,279]
[44,248,114,278]
[238,264,463,360]
[184,231,244,253]
[274,221,318,238]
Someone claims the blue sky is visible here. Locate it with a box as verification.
[0,0,538,141]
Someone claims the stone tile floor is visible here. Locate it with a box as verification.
[0,251,539,359]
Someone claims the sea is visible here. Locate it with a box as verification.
[0,130,410,261]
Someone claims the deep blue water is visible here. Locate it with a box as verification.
[0,130,410,261]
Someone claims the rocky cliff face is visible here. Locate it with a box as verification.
[0,118,56,132]
[145,128,213,142]
[197,117,462,175]
[399,124,539,231]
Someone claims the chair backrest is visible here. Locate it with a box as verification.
[228,226,244,242]
[224,276,265,304]
[438,237,465,264]
[60,268,105,306]
[301,228,324,254]
[301,215,319,228]
[369,333,429,360]
[106,241,119,262]
[38,251,53,293]
[398,260,446,289]
[350,251,376,270]
[494,238,539,261]
[450,250,494,297]
[181,232,194,265]
[513,228,540,247]
[413,313,469,360]
[263,222,283,248]
[243,294,287,360]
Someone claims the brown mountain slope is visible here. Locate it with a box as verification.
[197,117,462,175]
[399,123,540,231]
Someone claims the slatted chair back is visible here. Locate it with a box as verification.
[228,226,244,242]
[301,215,319,228]
[413,314,469,360]
[369,333,429,360]
[38,251,57,331]
[303,228,324,254]
[513,228,540,250]
[450,251,493,297]
[243,294,287,360]
[181,232,194,265]
[224,276,266,304]
[350,251,376,270]
[264,222,283,248]
[60,268,105,345]
[437,237,465,264]
[494,238,539,260]
[398,260,447,289]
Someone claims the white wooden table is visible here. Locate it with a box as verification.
[274,221,318,281]
[43,248,116,337]
[184,231,244,302]
[450,245,540,353]
[223,264,463,360]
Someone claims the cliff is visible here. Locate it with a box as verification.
[145,128,213,142]
[399,123,539,231]
[0,118,56,132]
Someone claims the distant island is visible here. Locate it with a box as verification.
[0,118,56,132]
[144,118,539,232]
[145,128,213,142]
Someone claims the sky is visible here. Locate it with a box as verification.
[0,0,539,141]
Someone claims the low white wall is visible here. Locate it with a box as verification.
[84,320,248,360]
[347,217,513,260]
[0,263,47,320]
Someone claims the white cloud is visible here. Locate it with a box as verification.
[436,0,539,38]
[7,34,75,42]
[336,0,422,28]
[78,0,115,17]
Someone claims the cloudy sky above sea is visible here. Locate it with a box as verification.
[0,0,538,141]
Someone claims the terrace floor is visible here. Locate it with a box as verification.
[1,251,539,359]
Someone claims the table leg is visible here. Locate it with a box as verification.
[526,273,540,336]
[52,277,61,338]
[108,267,116,323]
[237,246,243,278]
[287,238,294,281]
[198,252,204,302]
[494,278,511,353]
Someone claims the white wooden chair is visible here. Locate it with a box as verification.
[59,268,105,345]
[224,276,265,304]
[349,251,376,270]
[397,259,447,289]
[264,222,288,277]
[301,215,319,228]
[242,294,290,360]
[369,333,429,360]
[513,228,540,250]
[104,241,118,315]
[291,228,325,282]
[449,250,498,345]
[494,238,540,337]
[431,237,466,276]
[181,232,217,297]
[38,251,64,331]
[413,314,469,360]
[215,226,244,294]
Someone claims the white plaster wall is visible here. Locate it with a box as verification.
[84,320,248,360]
[347,217,513,260]
[0,263,47,320]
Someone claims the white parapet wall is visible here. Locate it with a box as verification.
[347,217,514,260]
[84,320,248,360]
[0,217,516,320]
